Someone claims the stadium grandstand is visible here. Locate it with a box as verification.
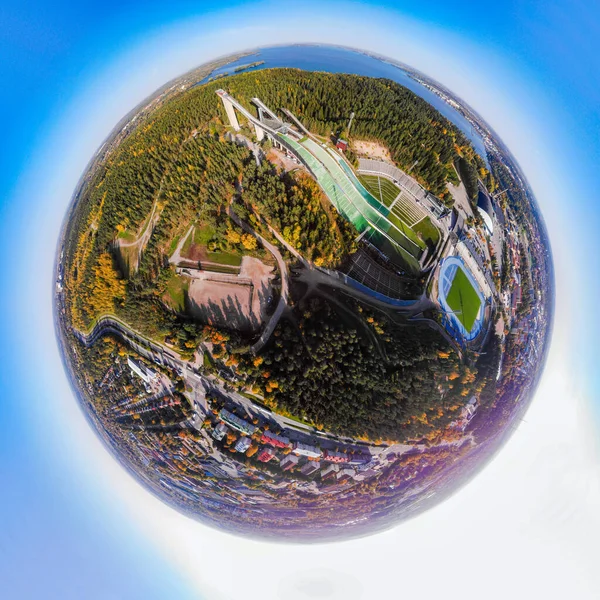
[358,158,449,220]
[344,251,409,299]
[476,189,495,235]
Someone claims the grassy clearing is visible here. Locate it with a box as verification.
[167,232,183,255]
[200,263,240,274]
[194,224,216,245]
[181,229,195,257]
[413,217,440,247]
[359,174,400,207]
[163,272,188,312]
[205,251,242,267]
[117,230,137,243]
[115,244,139,275]
[446,267,481,332]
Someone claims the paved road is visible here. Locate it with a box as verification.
[226,204,290,353]
[168,224,194,265]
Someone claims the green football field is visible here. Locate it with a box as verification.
[446,267,481,332]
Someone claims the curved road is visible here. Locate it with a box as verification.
[226,204,290,353]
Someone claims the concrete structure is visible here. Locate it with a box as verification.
[300,461,321,476]
[234,436,252,453]
[212,422,229,441]
[217,89,295,148]
[127,356,159,385]
[280,454,299,471]
[292,442,322,459]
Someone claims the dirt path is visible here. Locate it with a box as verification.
[118,132,197,270]
[169,224,194,265]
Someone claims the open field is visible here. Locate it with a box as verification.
[446,266,481,332]
[117,230,137,243]
[194,224,216,245]
[187,256,274,332]
[163,271,188,312]
[205,251,243,267]
[351,140,392,161]
[359,174,400,207]
[181,234,243,268]
[413,217,440,247]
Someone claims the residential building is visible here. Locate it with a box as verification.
[261,430,290,449]
[257,448,275,463]
[219,408,257,436]
[280,454,299,471]
[292,442,322,458]
[323,449,350,464]
[300,461,321,476]
[212,422,229,441]
[234,436,252,453]
[321,464,339,481]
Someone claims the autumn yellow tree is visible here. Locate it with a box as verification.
[88,253,126,318]
[226,229,241,245]
[241,233,257,250]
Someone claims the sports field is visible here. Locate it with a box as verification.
[446,267,482,332]
[359,174,400,207]
[360,174,435,247]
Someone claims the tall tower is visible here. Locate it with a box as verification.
[347,111,355,134]
[217,89,240,131]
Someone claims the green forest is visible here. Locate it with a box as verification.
[239,160,357,267]
[236,296,481,443]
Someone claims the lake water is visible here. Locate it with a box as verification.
[199,45,488,163]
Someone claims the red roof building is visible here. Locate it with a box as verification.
[323,449,350,464]
[260,431,290,449]
[257,448,275,463]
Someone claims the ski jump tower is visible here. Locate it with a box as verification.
[217,89,267,141]
[216,89,298,144]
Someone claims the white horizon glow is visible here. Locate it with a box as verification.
[9,4,600,598]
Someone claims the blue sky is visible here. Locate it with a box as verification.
[1,1,599,598]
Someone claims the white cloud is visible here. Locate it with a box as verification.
[10,3,599,598]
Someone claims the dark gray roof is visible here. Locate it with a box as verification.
[477,190,494,217]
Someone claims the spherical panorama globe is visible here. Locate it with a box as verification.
[55,45,554,542]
